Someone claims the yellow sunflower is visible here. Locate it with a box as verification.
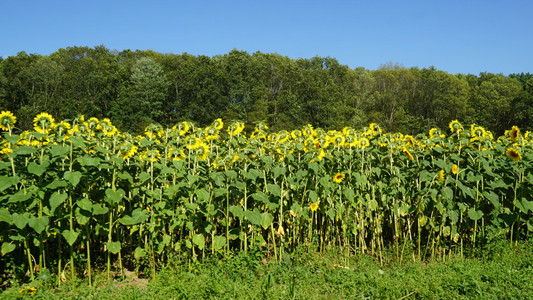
[33,112,55,133]
[449,120,463,133]
[451,164,458,175]
[333,173,345,183]
[310,203,319,212]
[509,126,520,142]
[212,118,224,130]
[0,111,17,131]
[438,170,445,182]
[505,148,521,162]
[357,137,370,149]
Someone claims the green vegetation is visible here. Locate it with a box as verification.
[0,46,532,135]
[2,241,532,299]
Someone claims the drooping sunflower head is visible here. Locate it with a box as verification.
[470,124,486,139]
[212,118,224,130]
[227,121,245,137]
[505,148,521,162]
[451,164,458,175]
[358,137,370,149]
[333,173,345,183]
[402,147,414,160]
[185,136,201,150]
[509,126,520,142]
[0,111,17,131]
[449,120,463,134]
[140,149,161,163]
[438,170,445,182]
[195,142,210,161]
[167,147,186,161]
[117,142,138,159]
[369,123,382,135]
[173,121,190,136]
[291,129,302,140]
[33,112,55,133]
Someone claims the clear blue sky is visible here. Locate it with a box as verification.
[1,0,532,75]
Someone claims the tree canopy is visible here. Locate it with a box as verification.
[1,46,531,134]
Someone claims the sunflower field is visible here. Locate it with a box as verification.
[0,110,532,284]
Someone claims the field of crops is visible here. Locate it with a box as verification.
[0,111,532,285]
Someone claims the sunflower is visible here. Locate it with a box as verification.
[505,148,521,162]
[369,123,382,135]
[470,124,486,139]
[0,111,17,131]
[451,164,458,175]
[196,142,210,160]
[173,121,190,136]
[291,129,302,140]
[509,126,520,142]
[212,118,224,130]
[402,147,414,160]
[118,142,137,159]
[357,137,370,149]
[438,170,445,182]
[227,122,245,136]
[167,147,186,161]
[185,136,201,150]
[310,203,319,212]
[33,112,55,133]
[140,149,161,163]
[333,173,345,183]
[449,120,463,133]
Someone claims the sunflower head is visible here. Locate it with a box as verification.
[505,148,521,162]
[310,203,319,212]
[358,137,370,149]
[33,112,55,133]
[0,111,17,131]
[333,173,345,183]
[438,170,445,182]
[509,126,520,142]
[212,118,224,130]
[451,164,458,175]
[449,120,463,134]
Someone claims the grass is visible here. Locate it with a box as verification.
[1,240,532,299]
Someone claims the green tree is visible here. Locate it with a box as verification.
[111,57,169,132]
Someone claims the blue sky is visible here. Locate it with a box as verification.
[1,0,532,75]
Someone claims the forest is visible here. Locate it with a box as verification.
[0,45,532,135]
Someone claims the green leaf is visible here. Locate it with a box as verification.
[77,198,93,212]
[14,145,37,155]
[272,166,286,178]
[49,192,68,213]
[0,208,12,224]
[62,230,79,246]
[49,145,69,157]
[245,210,261,226]
[308,190,318,202]
[252,192,269,204]
[214,188,228,198]
[134,246,146,259]
[267,184,281,197]
[344,188,355,203]
[12,213,28,229]
[119,208,149,225]
[106,241,121,254]
[192,234,205,250]
[225,170,238,180]
[45,179,68,190]
[483,191,499,207]
[28,216,49,234]
[467,208,484,221]
[1,242,16,256]
[8,190,32,203]
[260,212,274,229]
[64,171,82,187]
[213,236,226,251]
[77,156,100,167]
[195,188,210,202]
[368,199,378,211]
[0,175,19,192]
[27,161,49,176]
[105,188,125,205]
[229,205,244,219]
[442,187,454,201]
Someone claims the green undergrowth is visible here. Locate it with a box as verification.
[2,240,532,299]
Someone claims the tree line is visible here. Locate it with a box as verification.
[0,45,531,134]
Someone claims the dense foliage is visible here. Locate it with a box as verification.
[0,111,531,287]
[0,46,532,135]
